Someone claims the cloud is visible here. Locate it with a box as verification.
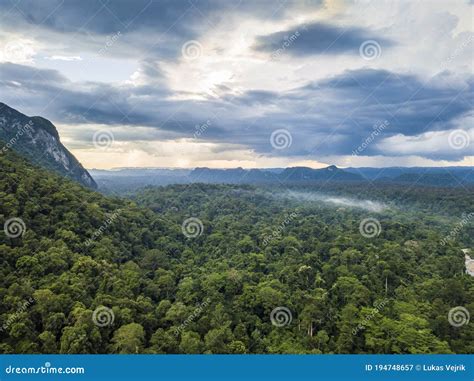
[253,21,394,57]
[0,0,304,62]
[1,62,472,162]
[377,126,473,160]
[0,1,472,168]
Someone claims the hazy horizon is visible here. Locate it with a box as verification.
[87,164,474,171]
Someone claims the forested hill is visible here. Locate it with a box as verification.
[1,148,473,354]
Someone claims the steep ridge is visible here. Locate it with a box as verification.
[0,102,96,189]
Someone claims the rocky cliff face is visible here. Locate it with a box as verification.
[0,103,97,189]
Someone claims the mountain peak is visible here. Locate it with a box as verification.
[0,102,97,189]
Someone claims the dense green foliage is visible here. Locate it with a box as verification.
[1,149,473,354]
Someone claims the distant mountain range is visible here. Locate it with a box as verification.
[90,165,474,193]
[344,167,474,185]
[89,165,367,192]
[0,103,96,188]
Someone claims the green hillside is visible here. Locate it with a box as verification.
[1,148,473,354]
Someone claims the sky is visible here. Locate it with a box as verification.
[0,0,472,169]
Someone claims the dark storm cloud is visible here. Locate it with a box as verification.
[0,0,302,60]
[0,0,200,35]
[1,62,472,160]
[254,22,394,56]
[242,69,473,159]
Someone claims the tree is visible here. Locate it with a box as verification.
[111,323,145,354]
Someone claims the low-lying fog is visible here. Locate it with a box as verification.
[281,191,389,212]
